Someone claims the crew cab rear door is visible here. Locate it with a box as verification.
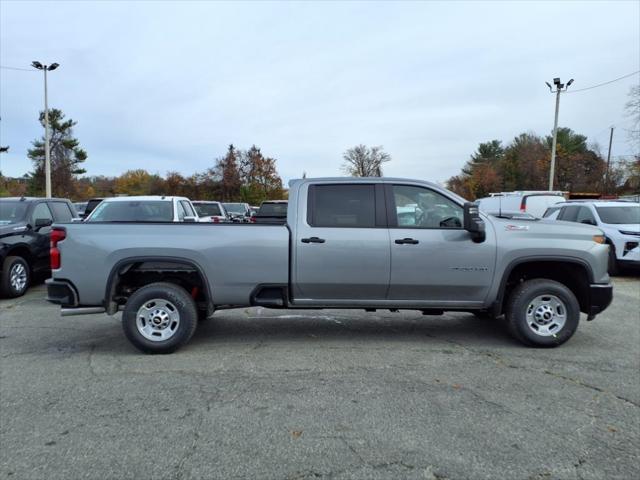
[292,183,390,301]
[386,183,496,305]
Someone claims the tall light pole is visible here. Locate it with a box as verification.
[545,77,574,191]
[31,61,59,198]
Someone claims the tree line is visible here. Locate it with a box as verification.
[0,109,285,204]
[445,128,639,200]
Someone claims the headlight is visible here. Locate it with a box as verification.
[592,235,606,244]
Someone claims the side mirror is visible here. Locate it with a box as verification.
[463,202,486,243]
[34,218,53,230]
[183,216,198,223]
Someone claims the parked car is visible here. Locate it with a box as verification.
[477,191,565,218]
[47,177,612,354]
[192,201,230,223]
[0,197,78,297]
[254,200,288,224]
[543,200,640,274]
[222,202,252,222]
[74,202,88,217]
[85,196,201,223]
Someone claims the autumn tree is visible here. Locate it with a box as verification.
[625,85,640,149]
[115,169,163,195]
[27,108,87,198]
[342,145,391,177]
[214,144,242,201]
[238,145,284,204]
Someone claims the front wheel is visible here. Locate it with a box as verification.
[122,282,198,354]
[505,279,580,347]
[608,244,620,276]
[1,256,31,298]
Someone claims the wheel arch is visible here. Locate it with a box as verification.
[493,256,594,316]
[104,256,214,315]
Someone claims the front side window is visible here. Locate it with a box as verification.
[31,202,54,224]
[0,201,29,225]
[392,185,462,228]
[576,206,597,225]
[49,202,74,222]
[180,201,196,217]
[559,206,580,222]
[308,184,376,228]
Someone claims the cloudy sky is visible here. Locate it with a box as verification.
[1,0,638,185]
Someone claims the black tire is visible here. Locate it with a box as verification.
[505,279,580,347]
[607,244,620,276]
[1,256,31,298]
[122,282,198,354]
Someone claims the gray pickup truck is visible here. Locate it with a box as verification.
[46,178,613,353]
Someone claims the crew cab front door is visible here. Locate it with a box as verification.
[293,183,390,302]
[386,184,496,305]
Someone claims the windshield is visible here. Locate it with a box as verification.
[223,203,246,214]
[87,201,174,222]
[194,203,222,217]
[595,205,640,225]
[258,203,287,216]
[0,201,29,225]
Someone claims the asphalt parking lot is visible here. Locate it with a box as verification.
[1,277,639,480]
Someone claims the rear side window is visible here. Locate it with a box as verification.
[258,203,287,216]
[543,206,561,218]
[194,203,222,217]
[308,185,376,228]
[48,202,74,222]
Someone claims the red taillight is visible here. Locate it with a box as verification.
[50,227,66,270]
[211,217,220,223]
[520,198,526,212]
[250,216,256,223]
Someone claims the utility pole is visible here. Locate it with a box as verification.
[605,126,614,195]
[545,77,574,191]
[31,61,59,198]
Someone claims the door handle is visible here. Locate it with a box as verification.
[395,238,419,245]
[301,237,326,244]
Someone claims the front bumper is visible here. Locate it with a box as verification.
[46,279,78,307]
[587,283,613,320]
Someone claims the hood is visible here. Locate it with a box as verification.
[485,214,603,239]
[601,223,640,234]
[0,222,29,239]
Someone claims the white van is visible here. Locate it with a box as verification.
[477,191,565,218]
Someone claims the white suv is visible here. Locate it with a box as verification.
[85,196,202,223]
[543,201,640,274]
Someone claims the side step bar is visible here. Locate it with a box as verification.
[61,307,106,317]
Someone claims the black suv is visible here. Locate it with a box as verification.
[0,197,78,297]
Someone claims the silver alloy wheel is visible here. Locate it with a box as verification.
[136,298,181,341]
[9,262,28,293]
[525,294,567,337]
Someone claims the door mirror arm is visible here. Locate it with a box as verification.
[463,202,486,243]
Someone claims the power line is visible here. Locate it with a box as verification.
[566,70,639,93]
[0,65,36,72]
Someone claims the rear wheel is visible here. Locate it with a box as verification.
[122,282,198,354]
[1,256,30,298]
[505,279,580,347]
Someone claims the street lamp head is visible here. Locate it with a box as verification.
[567,78,574,87]
[545,81,553,91]
[31,61,43,70]
[48,63,59,71]
[553,77,561,86]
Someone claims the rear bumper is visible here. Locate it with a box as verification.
[45,279,78,307]
[587,283,613,319]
